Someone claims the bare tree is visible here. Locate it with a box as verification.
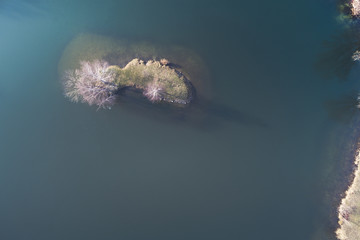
[143,81,164,102]
[63,60,118,109]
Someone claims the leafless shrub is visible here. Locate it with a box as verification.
[143,81,164,102]
[63,60,118,109]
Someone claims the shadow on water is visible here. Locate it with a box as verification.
[116,88,267,130]
[324,92,359,123]
[316,28,360,81]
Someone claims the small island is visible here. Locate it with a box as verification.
[59,33,210,109]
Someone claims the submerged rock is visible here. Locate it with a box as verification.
[337,0,360,24]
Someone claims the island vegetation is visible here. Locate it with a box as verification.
[63,58,193,109]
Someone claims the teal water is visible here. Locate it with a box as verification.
[0,0,359,239]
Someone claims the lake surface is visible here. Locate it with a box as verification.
[0,0,359,239]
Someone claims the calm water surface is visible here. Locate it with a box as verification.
[0,0,357,239]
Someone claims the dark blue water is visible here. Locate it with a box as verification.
[0,0,358,239]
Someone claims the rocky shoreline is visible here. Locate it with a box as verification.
[335,115,360,239]
[336,150,360,239]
